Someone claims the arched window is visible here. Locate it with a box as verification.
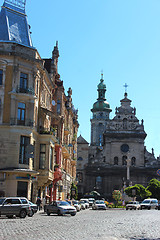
[122,155,127,165]
[77,172,83,183]
[114,157,118,165]
[123,118,127,129]
[57,100,61,114]
[131,157,136,166]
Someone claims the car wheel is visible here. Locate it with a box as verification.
[71,213,76,216]
[19,210,27,218]
[140,207,142,210]
[47,210,50,216]
[126,208,128,210]
[134,207,136,210]
[7,215,13,218]
[148,206,151,210]
[28,210,34,217]
[57,210,62,216]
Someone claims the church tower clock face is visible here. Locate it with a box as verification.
[121,144,129,153]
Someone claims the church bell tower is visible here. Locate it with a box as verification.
[90,74,112,146]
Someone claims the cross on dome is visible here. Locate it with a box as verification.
[123,83,128,93]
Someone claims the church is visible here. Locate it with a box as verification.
[77,75,160,200]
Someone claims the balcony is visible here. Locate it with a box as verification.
[16,86,35,95]
[10,118,34,127]
[39,127,56,136]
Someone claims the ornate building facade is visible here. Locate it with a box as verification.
[77,75,160,200]
[0,0,78,202]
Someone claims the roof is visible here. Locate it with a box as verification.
[77,135,89,144]
[0,1,32,47]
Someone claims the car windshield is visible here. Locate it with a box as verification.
[0,198,5,204]
[142,200,150,203]
[95,200,104,204]
[57,201,70,206]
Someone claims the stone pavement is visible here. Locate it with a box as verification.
[0,208,160,240]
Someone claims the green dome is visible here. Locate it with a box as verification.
[98,79,106,90]
[92,100,111,112]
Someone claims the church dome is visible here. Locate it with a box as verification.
[98,79,106,90]
[92,100,111,112]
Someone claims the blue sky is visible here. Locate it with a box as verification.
[14,0,160,156]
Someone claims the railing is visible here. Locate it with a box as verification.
[16,86,35,95]
[10,118,34,127]
[39,127,56,136]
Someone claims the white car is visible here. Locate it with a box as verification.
[126,201,140,210]
[79,200,86,210]
[88,198,95,207]
[140,199,158,210]
[92,200,107,210]
[80,199,89,209]
[72,200,81,212]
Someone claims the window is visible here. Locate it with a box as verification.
[17,102,25,125]
[11,199,21,204]
[78,157,83,161]
[20,72,28,92]
[39,144,46,169]
[122,155,127,165]
[19,136,30,164]
[0,70,3,85]
[50,147,53,170]
[114,157,118,165]
[131,157,136,166]
[57,100,61,114]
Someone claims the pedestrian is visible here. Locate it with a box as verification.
[42,197,46,210]
[36,197,42,211]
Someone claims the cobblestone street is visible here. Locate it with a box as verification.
[0,209,160,240]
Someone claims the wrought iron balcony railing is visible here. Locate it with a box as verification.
[10,118,34,127]
[16,86,35,95]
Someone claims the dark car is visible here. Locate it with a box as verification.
[45,200,77,216]
[28,201,38,216]
[0,197,32,218]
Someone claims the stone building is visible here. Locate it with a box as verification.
[0,0,78,202]
[77,75,160,200]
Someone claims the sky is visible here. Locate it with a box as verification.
[5,0,160,156]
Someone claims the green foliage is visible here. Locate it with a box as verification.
[70,182,78,200]
[124,184,151,199]
[146,179,160,199]
[112,190,122,207]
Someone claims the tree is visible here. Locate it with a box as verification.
[124,184,151,200]
[112,190,122,207]
[70,182,78,200]
[146,179,160,200]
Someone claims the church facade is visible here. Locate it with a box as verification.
[77,75,160,200]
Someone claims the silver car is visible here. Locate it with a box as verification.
[0,197,32,218]
[45,200,77,216]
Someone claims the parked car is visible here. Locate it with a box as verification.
[88,198,95,207]
[79,200,86,210]
[140,199,158,210]
[72,200,81,212]
[45,200,77,216]
[156,202,160,210]
[0,197,32,218]
[92,200,107,210]
[80,199,89,209]
[126,201,140,210]
[28,201,38,216]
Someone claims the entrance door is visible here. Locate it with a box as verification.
[17,181,28,197]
